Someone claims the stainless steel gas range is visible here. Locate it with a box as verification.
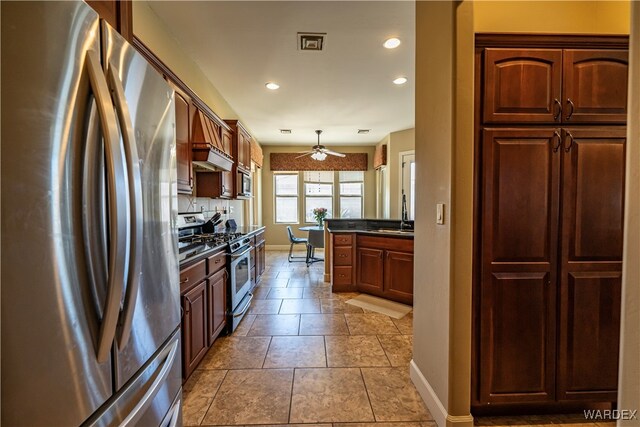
[178,213,254,332]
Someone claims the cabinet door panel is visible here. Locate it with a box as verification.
[557,272,621,401]
[384,250,414,305]
[483,129,561,263]
[480,272,556,402]
[558,127,625,400]
[208,270,227,346]
[561,128,626,261]
[484,49,562,123]
[480,128,560,404]
[563,50,628,123]
[175,91,192,193]
[182,280,208,379]
[356,248,384,294]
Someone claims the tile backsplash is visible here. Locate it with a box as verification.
[178,194,245,226]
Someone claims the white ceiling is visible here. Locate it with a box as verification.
[147,1,415,146]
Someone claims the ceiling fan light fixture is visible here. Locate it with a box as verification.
[311,151,327,161]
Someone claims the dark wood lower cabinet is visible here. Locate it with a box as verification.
[207,269,227,347]
[182,280,208,379]
[384,251,414,305]
[356,247,384,294]
[181,249,229,381]
[557,128,625,402]
[355,236,414,304]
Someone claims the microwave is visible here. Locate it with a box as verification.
[238,171,251,197]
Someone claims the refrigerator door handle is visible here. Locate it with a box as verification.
[120,336,179,426]
[107,63,144,350]
[164,397,181,427]
[85,50,129,363]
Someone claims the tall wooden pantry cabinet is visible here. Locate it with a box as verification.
[473,34,629,410]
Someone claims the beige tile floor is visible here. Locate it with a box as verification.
[182,250,613,427]
[182,250,431,427]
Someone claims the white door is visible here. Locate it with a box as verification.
[401,153,416,220]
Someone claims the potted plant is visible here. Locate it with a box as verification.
[312,207,328,226]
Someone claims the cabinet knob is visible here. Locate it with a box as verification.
[180,277,189,284]
[339,274,346,277]
[215,259,221,264]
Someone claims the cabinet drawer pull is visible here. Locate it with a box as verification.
[552,130,561,152]
[215,259,221,264]
[339,274,346,277]
[566,98,575,120]
[180,277,190,284]
[339,254,347,258]
[553,98,562,121]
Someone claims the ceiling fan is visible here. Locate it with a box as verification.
[296,130,346,161]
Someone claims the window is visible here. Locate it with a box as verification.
[339,171,364,219]
[304,171,333,223]
[274,173,298,223]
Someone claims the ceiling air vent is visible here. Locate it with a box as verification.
[280,129,292,134]
[298,32,326,51]
[358,129,370,134]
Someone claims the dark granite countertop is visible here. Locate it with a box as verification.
[325,219,414,239]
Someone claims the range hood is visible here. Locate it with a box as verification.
[192,143,233,172]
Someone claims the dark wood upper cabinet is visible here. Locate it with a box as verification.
[483,48,628,125]
[557,127,625,401]
[196,171,233,199]
[174,89,193,194]
[484,49,563,123]
[562,50,629,123]
[86,0,132,41]
[474,35,627,411]
[225,120,252,174]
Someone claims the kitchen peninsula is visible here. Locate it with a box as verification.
[325,219,414,305]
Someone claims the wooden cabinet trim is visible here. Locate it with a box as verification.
[131,37,231,132]
[476,34,629,50]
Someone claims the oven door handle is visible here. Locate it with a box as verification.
[231,247,251,258]
[233,293,254,318]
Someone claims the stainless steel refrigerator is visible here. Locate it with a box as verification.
[1,1,182,425]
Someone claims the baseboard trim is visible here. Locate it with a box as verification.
[265,245,292,251]
[409,360,474,427]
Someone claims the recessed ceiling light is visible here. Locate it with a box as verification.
[265,82,280,90]
[383,38,401,49]
[280,129,292,134]
[357,129,370,134]
[393,77,408,85]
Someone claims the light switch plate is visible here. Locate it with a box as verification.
[436,203,445,225]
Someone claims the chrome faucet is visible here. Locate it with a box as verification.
[401,191,411,230]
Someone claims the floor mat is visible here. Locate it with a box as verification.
[345,294,412,319]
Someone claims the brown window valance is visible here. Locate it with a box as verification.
[270,152,368,171]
